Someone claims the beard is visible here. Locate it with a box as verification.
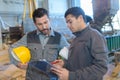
[40,29,50,35]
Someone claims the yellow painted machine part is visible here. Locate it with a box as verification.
[23,0,37,19]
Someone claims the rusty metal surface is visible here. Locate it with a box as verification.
[92,0,119,27]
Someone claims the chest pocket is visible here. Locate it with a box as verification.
[44,44,59,62]
[28,43,43,61]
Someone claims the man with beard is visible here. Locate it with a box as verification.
[9,8,69,80]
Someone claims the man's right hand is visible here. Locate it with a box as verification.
[51,59,64,68]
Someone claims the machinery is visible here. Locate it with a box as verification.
[92,0,119,33]
[92,0,120,77]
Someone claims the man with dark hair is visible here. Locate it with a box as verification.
[86,15,92,23]
[9,8,69,80]
[86,15,102,33]
[51,7,108,80]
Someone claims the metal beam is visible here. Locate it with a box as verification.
[0,25,3,50]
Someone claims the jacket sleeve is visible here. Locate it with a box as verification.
[8,34,27,65]
[68,32,108,80]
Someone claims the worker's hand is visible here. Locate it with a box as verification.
[51,59,64,67]
[51,66,69,80]
[17,62,28,69]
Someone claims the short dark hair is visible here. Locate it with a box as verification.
[32,8,49,22]
[86,15,92,23]
[64,7,87,23]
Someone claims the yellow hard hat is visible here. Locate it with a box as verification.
[12,46,31,64]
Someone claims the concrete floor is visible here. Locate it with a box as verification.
[103,64,120,80]
[0,46,26,80]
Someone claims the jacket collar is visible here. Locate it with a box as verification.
[73,25,90,37]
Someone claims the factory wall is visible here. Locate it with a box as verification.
[0,0,80,47]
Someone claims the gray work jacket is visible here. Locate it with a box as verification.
[65,26,108,80]
[26,30,61,80]
[9,29,69,80]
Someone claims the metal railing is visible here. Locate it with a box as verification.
[106,35,120,52]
